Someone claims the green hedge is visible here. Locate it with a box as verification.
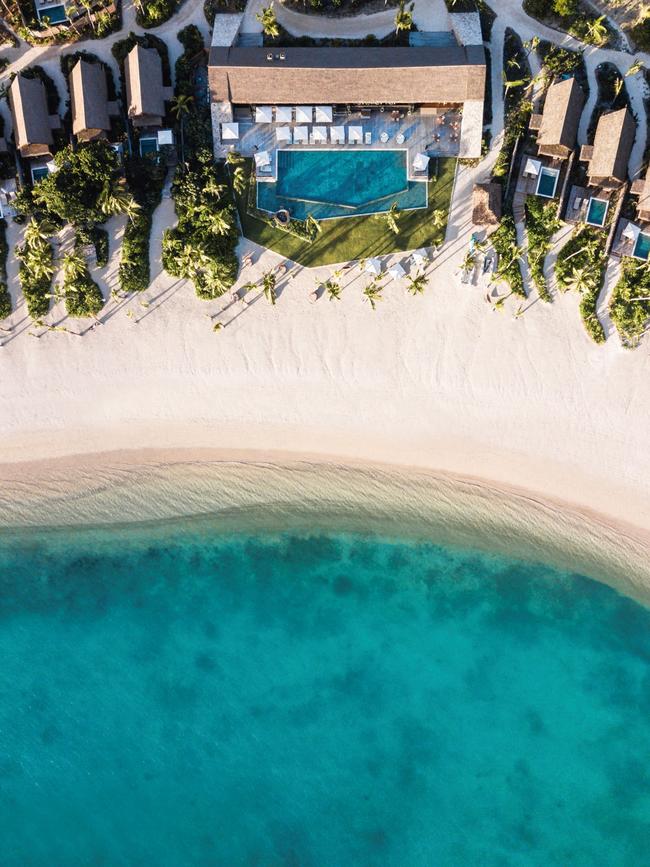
[524,197,561,302]
[609,258,650,348]
[17,237,53,319]
[0,218,10,320]
[555,227,606,343]
[118,156,165,293]
[491,216,526,297]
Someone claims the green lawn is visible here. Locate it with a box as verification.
[234,158,457,266]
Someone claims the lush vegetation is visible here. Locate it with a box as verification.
[119,156,165,293]
[135,0,182,29]
[77,225,109,267]
[524,197,561,302]
[629,10,650,53]
[493,29,532,182]
[555,227,606,343]
[609,259,650,348]
[175,24,205,98]
[265,21,415,48]
[234,159,455,267]
[281,0,399,15]
[0,219,10,320]
[490,216,526,297]
[9,0,120,44]
[537,40,588,93]
[61,245,104,317]
[16,220,55,319]
[523,0,612,46]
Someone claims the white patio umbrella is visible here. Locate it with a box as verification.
[275,106,292,123]
[293,126,308,144]
[221,122,239,140]
[622,221,641,241]
[312,126,327,143]
[254,150,271,169]
[348,126,363,144]
[413,152,430,173]
[330,126,345,144]
[255,105,273,123]
[411,248,429,267]
[523,157,541,177]
[276,126,292,143]
[295,105,313,123]
[45,160,59,174]
[389,262,406,280]
[315,105,333,123]
[365,257,382,276]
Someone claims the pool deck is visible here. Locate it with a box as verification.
[611,217,650,259]
[219,108,462,179]
[565,185,611,228]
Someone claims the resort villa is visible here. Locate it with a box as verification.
[124,45,169,129]
[579,107,635,190]
[8,74,56,160]
[208,14,485,224]
[70,59,116,143]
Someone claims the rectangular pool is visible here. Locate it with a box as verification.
[633,231,650,261]
[586,197,608,227]
[257,149,427,220]
[536,166,559,198]
[37,4,67,23]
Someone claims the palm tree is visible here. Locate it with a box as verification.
[256,4,279,39]
[430,209,446,234]
[626,59,645,77]
[363,281,384,310]
[171,94,193,163]
[394,0,414,34]
[569,266,596,295]
[77,0,95,32]
[325,278,341,301]
[406,271,427,295]
[204,208,232,237]
[305,213,321,237]
[384,202,401,235]
[24,219,50,246]
[461,251,476,275]
[585,15,608,45]
[262,271,277,305]
[226,150,245,167]
[232,166,246,195]
[62,250,86,282]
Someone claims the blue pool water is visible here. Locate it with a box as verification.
[257,149,427,220]
[37,4,67,23]
[536,167,559,198]
[633,231,650,260]
[1,524,650,866]
[586,197,608,227]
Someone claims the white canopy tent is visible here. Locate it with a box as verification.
[365,258,382,276]
[276,126,292,144]
[295,106,313,123]
[348,126,363,144]
[315,105,333,123]
[389,262,406,280]
[622,221,641,242]
[312,126,327,143]
[523,157,541,177]
[255,105,273,123]
[157,129,174,146]
[221,122,239,140]
[254,150,272,169]
[330,126,345,144]
[293,126,308,144]
[275,106,292,123]
[413,152,430,173]
[411,248,429,267]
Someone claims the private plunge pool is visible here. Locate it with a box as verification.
[256,149,428,220]
[633,231,650,261]
[586,197,609,228]
[535,166,560,198]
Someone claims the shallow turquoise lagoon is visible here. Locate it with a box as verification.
[257,149,428,220]
[1,525,650,866]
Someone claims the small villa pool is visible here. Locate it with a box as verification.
[633,231,650,261]
[536,166,560,198]
[586,197,608,227]
[37,4,67,24]
[257,149,427,220]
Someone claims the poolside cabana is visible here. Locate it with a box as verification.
[221,122,239,140]
[312,126,327,143]
[254,149,271,169]
[389,262,406,280]
[622,221,640,243]
[365,257,382,276]
[315,105,333,123]
[276,126,292,144]
[255,105,273,123]
[293,126,308,144]
[412,248,429,267]
[275,106,292,123]
[348,126,363,144]
[330,126,345,144]
[295,106,313,123]
[523,157,541,177]
[413,152,429,173]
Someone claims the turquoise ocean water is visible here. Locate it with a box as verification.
[1,521,650,866]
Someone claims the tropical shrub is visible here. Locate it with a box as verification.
[0,218,10,319]
[491,215,526,297]
[524,196,561,302]
[16,220,55,319]
[61,247,104,317]
[118,156,165,293]
[609,258,650,348]
[555,227,606,343]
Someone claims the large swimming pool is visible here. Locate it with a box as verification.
[257,149,428,220]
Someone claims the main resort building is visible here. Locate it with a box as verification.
[208,14,486,221]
